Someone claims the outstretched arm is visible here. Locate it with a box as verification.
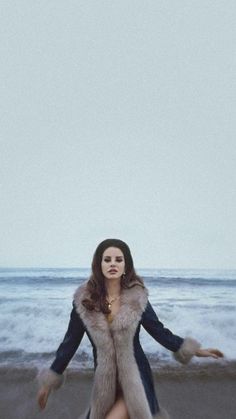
[49,304,85,374]
[141,301,224,364]
[37,303,85,409]
[141,300,185,352]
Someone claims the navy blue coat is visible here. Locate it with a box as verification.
[50,297,184,418]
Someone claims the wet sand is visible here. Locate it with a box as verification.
[0,363,236,419]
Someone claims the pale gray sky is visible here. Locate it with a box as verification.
[1,1,236,268]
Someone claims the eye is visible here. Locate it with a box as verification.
[104,257,111,262]
[116,257,123,262]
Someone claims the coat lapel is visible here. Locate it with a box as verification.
[73,282,152,419]
[73,281,148,331]
[74,283,116,419]
[110,284,148,330]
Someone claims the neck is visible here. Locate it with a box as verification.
[105,279,121,298]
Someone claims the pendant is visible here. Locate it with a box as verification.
[107,312,113,323]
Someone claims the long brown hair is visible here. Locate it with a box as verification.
[82,238,144,313]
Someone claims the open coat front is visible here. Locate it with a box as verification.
[39,282,200,419]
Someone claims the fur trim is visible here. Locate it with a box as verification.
[154,407,170,418]
[73,281,148,331]
[74,283,117,418]
[173,337,201,364]
[111,324,152,419]
[74,282,151,419]
[37,368,64,390]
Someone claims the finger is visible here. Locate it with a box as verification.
[38,395,44,409]
[209,349,224,357]
[37,392,42,409]
[38,394,45,410]
[38,391,48,410]
[42,391,49,409]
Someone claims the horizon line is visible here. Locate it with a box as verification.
[0,266,236,271]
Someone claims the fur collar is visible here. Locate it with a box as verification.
[73,282,154,419]
[73,281,149,331]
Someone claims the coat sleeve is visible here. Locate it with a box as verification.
[38,302,85,390]
[141,300,201,363]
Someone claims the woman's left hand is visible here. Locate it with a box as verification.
[195,348,224,359]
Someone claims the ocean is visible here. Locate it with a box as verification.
[0,267,235,370]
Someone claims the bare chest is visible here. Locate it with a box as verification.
[107,299,120,323]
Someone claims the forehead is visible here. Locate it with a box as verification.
[102,247,124,258]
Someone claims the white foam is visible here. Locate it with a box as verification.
[0,268,235,364]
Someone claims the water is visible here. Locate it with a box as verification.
[0,267,235,369]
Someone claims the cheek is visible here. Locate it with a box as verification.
[120,262,125,271]
[101,262,106,274]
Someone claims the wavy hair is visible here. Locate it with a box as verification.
[82,238,144,313]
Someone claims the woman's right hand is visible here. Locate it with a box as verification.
[37,386,51,410]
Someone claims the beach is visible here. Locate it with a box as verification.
[1,268,235,418]
[1,363,236,419]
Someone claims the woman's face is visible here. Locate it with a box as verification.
[101,247,125,281]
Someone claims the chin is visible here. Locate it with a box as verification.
[107,275,121,280]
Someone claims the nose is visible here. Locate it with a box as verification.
[110,259,117,266]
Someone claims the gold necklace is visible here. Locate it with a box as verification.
[106,296,120,323]
[106,295,120,309]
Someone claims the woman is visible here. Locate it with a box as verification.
[37,238,223,419]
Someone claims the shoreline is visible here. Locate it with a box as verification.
[0,362,236,419]
[0,358,235,378]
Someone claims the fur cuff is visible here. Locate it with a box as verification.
[173,337,201,364]
[37,368,64,390]
[154,407,170,419]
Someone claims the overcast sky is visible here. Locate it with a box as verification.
[1,1,236,269]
